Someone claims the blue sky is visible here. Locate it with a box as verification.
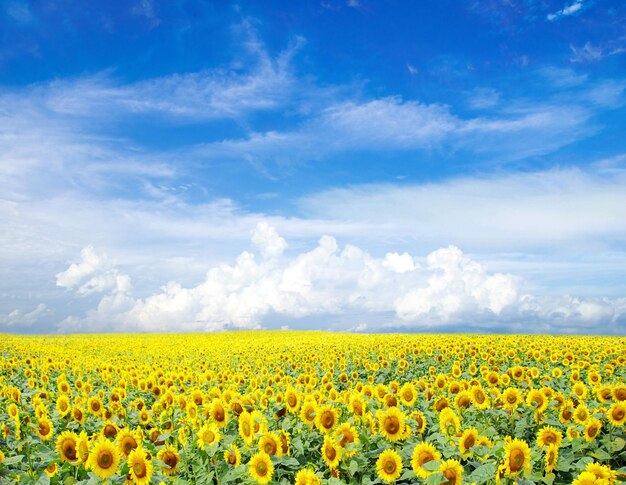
[1,0,626,333]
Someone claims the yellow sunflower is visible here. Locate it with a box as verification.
[399,383,417,406]
[300,400,317,427]
[411,442,441,479]
[503,437,531,477]
[56,430,79,463]
[56,395,71,417]
[315,404,339,434]
[459,428,479,457]
[157,444,180,476]
[295,468,321,485]
[321,435,342,470]
[72,405,86,425]
[224,445,241,467]
[333,422,359,458]
[439,407,461,437]
[285,388,301,413]
[376,449,403,483]
[378,406,406,442]
[573,404,590,424]
[117,428,140,458]
[573,471,600,485]
[127,446,153,485]
[502,388,522,409]
[536,426,563,449]
[583,418,601,442]
[607,402,626,426]
[248,451,274,485]
[197,423,221,450]
[238,410,255,444]
[439,459,463,485]
[209,398,228,427]
[545,444,558,473]
[259,432,282,456]
[87,438,120,479]
[35,417,54,441]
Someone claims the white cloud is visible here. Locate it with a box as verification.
[56,246,131,296]
[251,221,287,259]
[1,304,48,327]
[547,1,583,21]
[55,227,626,334]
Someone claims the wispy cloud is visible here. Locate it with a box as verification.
[547,1,584,21]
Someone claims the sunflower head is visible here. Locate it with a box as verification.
[248,451,274,485]
[439,459,463,485]
[536,426,563,449]
[378,407,406,442]
[295,469,321,485]
[315,404,338,433]
[459,428,479,457]
[321,435,342,470]
[608,402,626,426]
[157,445,180,476]
[376,449,403,483]
[503,437,531,476]
[87,438,120,479]
[127,446,153,485]
[56,430,79,463]
[411,442,441,479]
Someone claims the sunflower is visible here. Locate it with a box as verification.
[502,388,522,409]
[197,423,221,450]
[536,426,563,449]
[315,404,339,434]
[278,430,291,456]
[238,410,255,444]
[56,395,71,417]
[285,388,301,413]
[0,449,4,464]
[545,445,558,473]
[573,471,600,485]
[376,449,403,483]
[45,463,58,477]
[157,445,180,476]
[102,421,118,439]
[411,410,427,433]
[56,430,79,463]
[454,391,473,409]
[295,468,321,485]
[526,389,548,413]
[35,417,54,441]
[77,431,91,464]
[117,428,140,458]
[399,382,417,406]
[411,442,441,479]
[439,408,461,437]
[210,399,228,427]
[321,435,342,469]
[378,406,406,442]
[248,451,274,485]
[224,445,241,467]
[583,418,601,442]
[259,432,282,456]
[88,396,104,416]
[573,404,590,424]
[585,462,616,482]
[558,401,574,424]
[72,405,86,424]
[503,438,531,477]
[613,385,626,402]
[87,438,120,479]
[608,402,626,426]
[127,446,153,485]
[439,459,463,485]
[471,386,490,409]
[334,422,359,458]
[300,400,317,427]
[459,428,479,457]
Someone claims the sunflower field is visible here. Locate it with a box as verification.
[1,332,626,485]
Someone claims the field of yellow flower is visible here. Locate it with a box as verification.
[1,332,625,485]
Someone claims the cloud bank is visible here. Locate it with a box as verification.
[54,224,626,334]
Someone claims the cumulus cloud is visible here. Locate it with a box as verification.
[547,1,583,21]
[56,246,131,296]
[55,225,626,334]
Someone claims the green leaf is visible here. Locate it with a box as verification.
[422,460,441,472]
[425,471,445,485]
[0,455,25,466]
[467,461,497,484]
[349,459,359,475]
[543,472,555,485]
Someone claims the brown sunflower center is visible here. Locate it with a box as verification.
[256,462,268,476]
[325,445,337,461]
[322,411,335,429]
[509,448,525,472]
[464,435,475,448]
[63,442,77,461]
[384,416,400,434]
[133,462,147,478]
[98,451,113,469]
[163,452,178,468]
[613,408,625,420]
[122,437,137,454]
[418,451,433,467]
